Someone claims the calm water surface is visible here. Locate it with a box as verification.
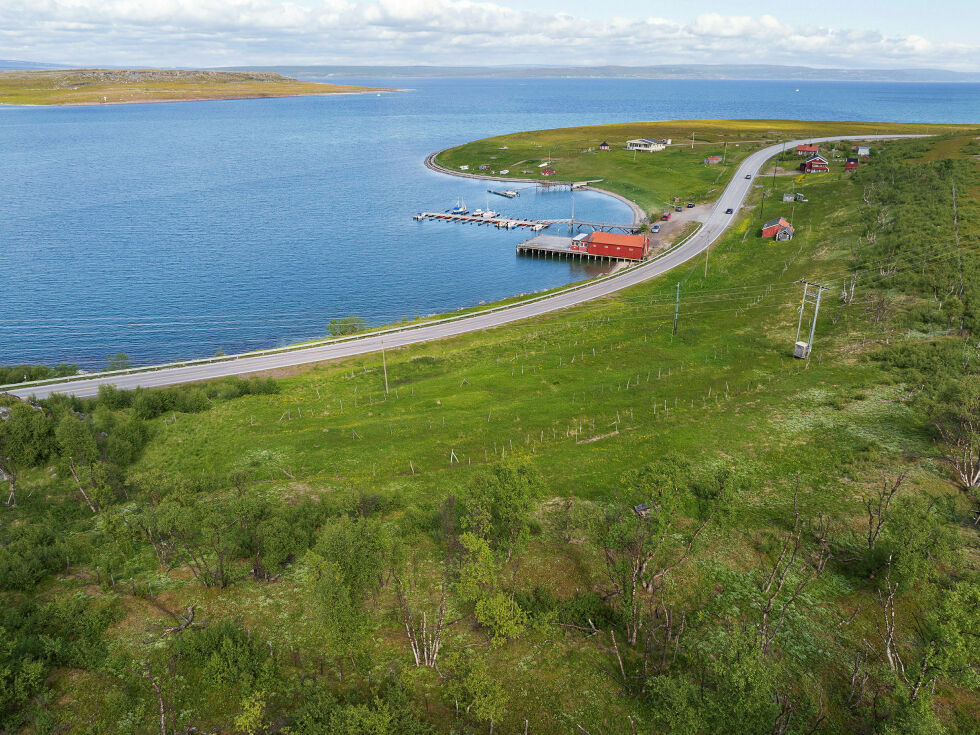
[1,77,977,368]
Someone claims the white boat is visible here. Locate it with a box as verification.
[472,208,484,217]
[483,210,498,218]
[450,198,468,215]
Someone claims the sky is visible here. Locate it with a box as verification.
[1,0,978,71]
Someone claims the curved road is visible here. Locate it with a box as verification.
[8,134,924,400]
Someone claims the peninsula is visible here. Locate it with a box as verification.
[0,68,389,105]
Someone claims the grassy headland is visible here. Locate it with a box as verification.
[2,125,979,734]
[0,69,389,106]
[434,119,966,215]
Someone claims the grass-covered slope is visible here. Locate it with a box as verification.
[435,119,967,215]
[2,129,979,734]
[0,69,388,106]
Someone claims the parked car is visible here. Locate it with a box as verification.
[661,212,671,221]
[686,202,695,208]
[745,174,752,179]
[725,208,734,214]
[651,223,661,233]
[674,205,683,212]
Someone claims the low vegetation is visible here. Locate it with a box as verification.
[2,129,978,733]
[435,119,965,215]
[0,69,387,106]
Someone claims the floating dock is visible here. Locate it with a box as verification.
[413,212,549,230]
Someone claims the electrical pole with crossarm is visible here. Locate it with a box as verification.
[794,280,830,360]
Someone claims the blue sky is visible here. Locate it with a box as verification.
[1,0,977,70]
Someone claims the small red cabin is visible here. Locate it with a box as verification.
[586,232,650,261]
[845,157,859,170]
[762,217,794,238]
[796,144,819,156]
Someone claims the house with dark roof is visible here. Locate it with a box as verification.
[845,157,860,171]
[598,141,610,151]
[762,217,795,240]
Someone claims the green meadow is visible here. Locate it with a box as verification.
[2,127,979,734]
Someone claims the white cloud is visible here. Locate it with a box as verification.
[1,0,977,71]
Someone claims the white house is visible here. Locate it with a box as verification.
[626,137,671,152]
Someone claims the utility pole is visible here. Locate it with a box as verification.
[691,131,695,149]
[381,341,389,394]
[794,280,830,360]
[673,283,680,335]
[722,140,728,163]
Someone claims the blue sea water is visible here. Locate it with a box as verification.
[1,77,977,369]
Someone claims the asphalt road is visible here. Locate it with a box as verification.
[8,134,925,400]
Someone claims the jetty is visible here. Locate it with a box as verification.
[413,212,549,230]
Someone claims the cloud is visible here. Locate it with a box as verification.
[1,0,976,71]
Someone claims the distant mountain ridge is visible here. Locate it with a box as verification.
[3,61,977,82]
[234,64,980,83]
[0,59,66,70]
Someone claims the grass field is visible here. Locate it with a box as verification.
[6,124,980,734]
[0,69,387,106]
[434,119,967,215]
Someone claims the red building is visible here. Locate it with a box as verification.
[845,157,860,170]
[796,144,819,156]
[800,154,829,173]
[586,232,650,260]
[761,217,794,239]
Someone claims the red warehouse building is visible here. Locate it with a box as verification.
[586,232,650,260]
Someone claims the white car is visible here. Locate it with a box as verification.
[651,223,661,233]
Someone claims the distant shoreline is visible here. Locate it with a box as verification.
[8,89,406,107]
[0,68,398,106]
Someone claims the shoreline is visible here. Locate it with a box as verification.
[1,88,406,107]
[424,149,646,224]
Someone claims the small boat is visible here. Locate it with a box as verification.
[450,198,468,215]
[482,210,498,218]
[413,213,424,221]
[472,208,484,217]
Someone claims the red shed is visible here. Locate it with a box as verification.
[796,144,819,156]
[762,217,793,238]
[586,232,649,260]
[845,157,860,170]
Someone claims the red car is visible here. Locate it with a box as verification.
[661,212,671,221]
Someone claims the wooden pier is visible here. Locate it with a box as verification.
[413,212,549,230]
[516,234,641,262]
[540,219,642,234]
